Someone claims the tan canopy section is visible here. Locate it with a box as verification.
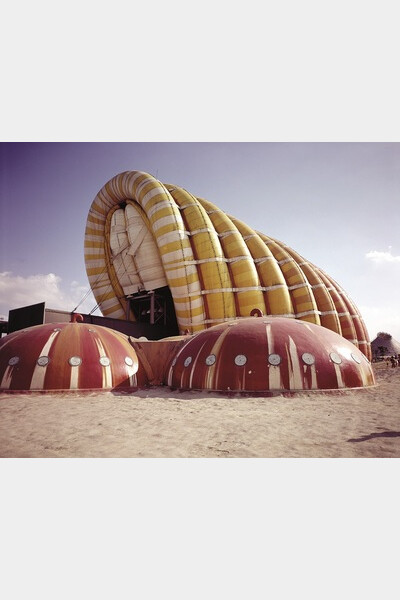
[84,170,371,359]
[108,204,167,296]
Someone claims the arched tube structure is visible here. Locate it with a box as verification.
[84,171,371,359]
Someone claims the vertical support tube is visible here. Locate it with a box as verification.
[150,292,155,325]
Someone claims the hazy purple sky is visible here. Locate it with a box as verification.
[1,142,399,340]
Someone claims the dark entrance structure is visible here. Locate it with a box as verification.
[125,286,179,336]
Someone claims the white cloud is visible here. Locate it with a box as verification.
[0,271,100,318]
[365,249,400,264]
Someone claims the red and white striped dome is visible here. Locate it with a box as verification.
[166,315,375,394]
[0,322,148,392]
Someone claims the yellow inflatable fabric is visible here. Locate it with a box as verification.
[84,171,371,359]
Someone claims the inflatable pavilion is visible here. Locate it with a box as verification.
[0,171,375,394]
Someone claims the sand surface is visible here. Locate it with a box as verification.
[0,363,399,458]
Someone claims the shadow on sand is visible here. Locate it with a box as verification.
[347,431,400,443]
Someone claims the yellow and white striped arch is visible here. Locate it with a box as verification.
[84,171,371,358]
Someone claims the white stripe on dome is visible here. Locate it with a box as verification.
[30,330,60,390]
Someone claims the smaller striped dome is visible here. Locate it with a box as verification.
[166,315,375,394]
[0,322,148,392]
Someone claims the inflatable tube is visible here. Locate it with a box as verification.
[84,171,371,360]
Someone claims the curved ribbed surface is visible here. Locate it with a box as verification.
[84,171,371,359]
[0,322,148,392]
[166,316,375,393]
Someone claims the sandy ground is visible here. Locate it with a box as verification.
[0,363,399,458]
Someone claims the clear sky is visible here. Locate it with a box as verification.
[1,142,399,341]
